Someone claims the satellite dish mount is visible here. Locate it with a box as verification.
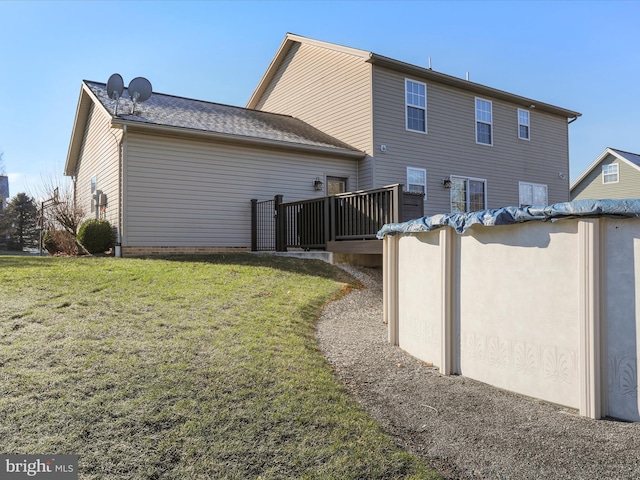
[106,73,124,115]
[127,77,152,115]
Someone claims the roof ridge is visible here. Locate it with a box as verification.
[609,147,640,156]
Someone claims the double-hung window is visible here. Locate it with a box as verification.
[450,176,487,213]
[475,98,493,145]
[406,79,426,133]
[602,164,619,184]
[519,182,547,207]
[407,167,427,196]
[518,108,530,140]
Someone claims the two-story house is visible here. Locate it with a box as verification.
[248,33,581,216]
[64,33,580,257]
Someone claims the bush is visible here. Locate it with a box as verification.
[43,229,79,256]
[77,220,114,254]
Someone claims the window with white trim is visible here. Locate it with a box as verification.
[602,164,619,184]
[519,181,548,207]
[405,79,426,133]
[450,176,486,213]
[475,98,492,145]
[518,108,530,140]
[407,167,427,195]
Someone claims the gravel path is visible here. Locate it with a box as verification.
[315,266,640,479]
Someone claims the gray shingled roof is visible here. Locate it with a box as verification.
[611,148,640,168]
[84,81,362,154]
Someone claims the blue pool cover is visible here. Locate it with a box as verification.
[377,199,640,238]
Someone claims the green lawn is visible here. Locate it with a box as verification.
[0,254,440,479]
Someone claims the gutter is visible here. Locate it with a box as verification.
[110,119,366,160]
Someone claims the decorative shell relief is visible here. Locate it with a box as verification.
[608,354,638,398]
[464,332,576,384]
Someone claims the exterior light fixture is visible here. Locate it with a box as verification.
[313,177,324,191]
[443,177,452,189]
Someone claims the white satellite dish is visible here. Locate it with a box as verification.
[106,73,124,115]
[128,77,152,114]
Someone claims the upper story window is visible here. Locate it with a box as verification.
[475,98,493,145]
[405,79,426,133]
[602,164,619,184]
[407,167,427,195]
[518,109,530,140]
[519,181,547,207]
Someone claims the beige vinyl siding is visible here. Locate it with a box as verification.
[358,156,374,190]
[571,155,640,200]
[371,66,570,216]
[74,103,121,231]
[123,133,358,248]
[255,42,373,163]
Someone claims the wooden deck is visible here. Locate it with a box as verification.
[251,185,423,254]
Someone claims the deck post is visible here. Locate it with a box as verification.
[250,199,257,252]
[274,195,286,252]
[329,196,336,242]
[323,196,331,248]
[397,185,404,223]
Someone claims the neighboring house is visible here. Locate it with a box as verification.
[247,33,581,215]
[570,147,640,200]
[64,81,364,256]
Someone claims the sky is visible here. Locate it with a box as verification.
[1,0,639,199]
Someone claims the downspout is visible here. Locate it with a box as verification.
[566,115,580,201]
[116,124,126,257]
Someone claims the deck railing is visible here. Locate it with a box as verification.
[251,184,423,252]
[332,186,401,241]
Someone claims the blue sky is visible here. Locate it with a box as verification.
[1,0,639,198]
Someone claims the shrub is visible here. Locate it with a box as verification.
[43,229,79,256]
[77,220,114,254]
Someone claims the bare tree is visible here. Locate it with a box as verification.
[37,173,86,236]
